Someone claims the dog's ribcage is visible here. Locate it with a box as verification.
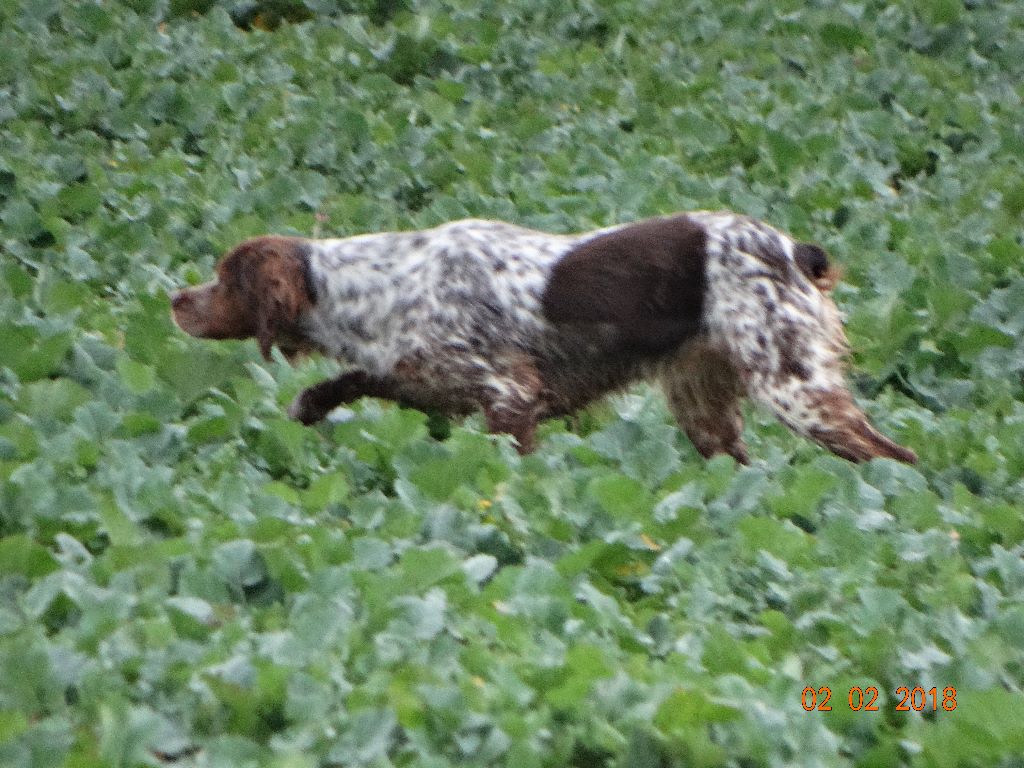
[302,221,582,370]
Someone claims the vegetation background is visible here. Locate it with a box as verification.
[1,0,1023,766]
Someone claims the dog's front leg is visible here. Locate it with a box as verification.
[288,370,396,424]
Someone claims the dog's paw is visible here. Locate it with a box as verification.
[288,389,326,425]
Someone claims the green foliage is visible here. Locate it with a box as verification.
[1,0,1023,766]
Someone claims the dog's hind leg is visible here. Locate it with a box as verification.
[707,295,916,463]
[746,375,917,463]
[660,343,750,464]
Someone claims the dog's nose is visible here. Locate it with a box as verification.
[171,291,191,310]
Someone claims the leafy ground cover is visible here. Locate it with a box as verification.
[1,0,1023,765]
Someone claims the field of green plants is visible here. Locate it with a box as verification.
[1,0,1023,765]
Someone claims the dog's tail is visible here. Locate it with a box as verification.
[794,243,842,292]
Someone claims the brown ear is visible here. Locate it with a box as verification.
[228,237,315,361]
[542,215,708,355]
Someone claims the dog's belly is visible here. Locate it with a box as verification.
[531,331,662,417]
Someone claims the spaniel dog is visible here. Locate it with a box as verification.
[171,212,916,464]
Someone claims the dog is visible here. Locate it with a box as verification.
[170,212,916,464]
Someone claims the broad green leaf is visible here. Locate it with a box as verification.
[0,325,72,383]
[0,536,59,578]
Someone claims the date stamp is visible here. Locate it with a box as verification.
[801,686,957,712]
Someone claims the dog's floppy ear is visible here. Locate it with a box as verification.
[542,215,708,354]
[226,237,316,360]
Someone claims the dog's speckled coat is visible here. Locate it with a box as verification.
[171,212,916,463]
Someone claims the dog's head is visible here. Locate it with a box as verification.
[171,236,317,360]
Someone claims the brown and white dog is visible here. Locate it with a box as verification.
[171,212,916,463]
